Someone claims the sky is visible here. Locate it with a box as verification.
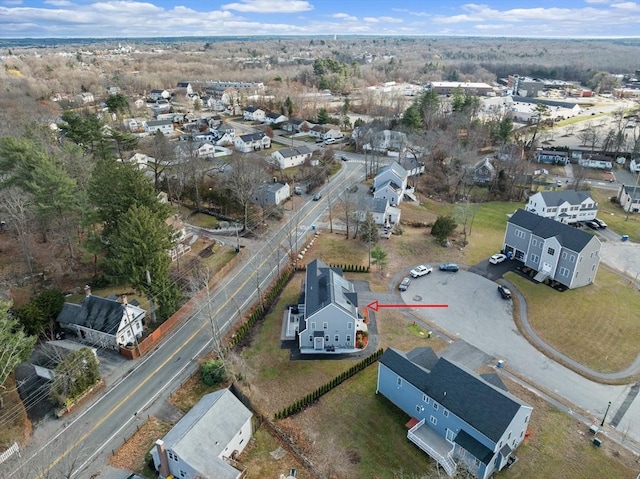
[0,0,639,39]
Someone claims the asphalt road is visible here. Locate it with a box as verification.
[6,160,366,479]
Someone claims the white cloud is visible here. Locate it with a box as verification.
[221,0,312,14]
[391,8,429,18]
[378,16,403,24]
[0,0,637,38]
[43,0,73,6]
[332,12,358,22]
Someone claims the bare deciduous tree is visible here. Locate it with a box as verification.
[227,154,266,231]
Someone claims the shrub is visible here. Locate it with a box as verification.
[201,359,227,386]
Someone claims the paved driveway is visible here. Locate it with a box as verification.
[401,267,640,445]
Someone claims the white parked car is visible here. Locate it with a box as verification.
[489,253,507,264]
[410,264,433,278]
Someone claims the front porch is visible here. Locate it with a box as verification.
[407,418,457,477]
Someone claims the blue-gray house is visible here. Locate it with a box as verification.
[503,209,601,288]
[297,259,367,354]
[377,347,532,478]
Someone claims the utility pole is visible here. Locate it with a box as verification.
[146,269,156,324]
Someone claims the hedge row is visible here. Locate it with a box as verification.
[229,266,294,348]
[274,348,384,420]
[296,263,370,273]
[329,264,370,273]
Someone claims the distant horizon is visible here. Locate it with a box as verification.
[1,0,639,39]
[1,34,639,46]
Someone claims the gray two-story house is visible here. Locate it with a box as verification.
[297,259,364,353]
[503,209,601,288]
[377,346,532,478]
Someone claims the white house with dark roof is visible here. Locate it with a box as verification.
[357,197,401,226]
[373,161,411,205]
[264,112,288,125]
[282,118,315,133]
[56,288,145,350]
[524,190,597,224]
[503,209,601,288]
[150,89,170,101]
[234,132,271,153]
[176,82,193,95]
[270,146,313,169]
[309,124,343,141]
[242,106,265,122]
[377,345,532,479]
[145,119,174,135]
[297,259,366,354]
[617,184,640,213]
[151,389,252,479]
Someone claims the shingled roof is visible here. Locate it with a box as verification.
[509,209,597,253]
[304,259,358,319]
[380,348,527,443]
[533,190,594,207]
[57,296,125,335]
[160,389,252,479]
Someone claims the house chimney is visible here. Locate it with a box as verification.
[121,294,128,305]
[84,285,91,297]
[155,439,170,479]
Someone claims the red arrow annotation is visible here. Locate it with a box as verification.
[366,300,449,312]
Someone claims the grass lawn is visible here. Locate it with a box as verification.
[232,262,637,478]
[590,188,640,242]
[499,380,636,479]
[505,269,640,374]
[403,199,521,266]
[151,220,639,479]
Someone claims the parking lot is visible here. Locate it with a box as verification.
[399,266,639,444]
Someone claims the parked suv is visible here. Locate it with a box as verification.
[593,218,607,228]
[398,277,411,291]
[439,263,459,272]
[498,285,512,299]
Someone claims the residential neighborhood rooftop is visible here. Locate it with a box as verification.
[508,209,598,252]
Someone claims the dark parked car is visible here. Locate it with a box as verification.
[398,277,411,291]
[593,218,608,228]
[498,285,512,299]
[585,220,600,230]
[439,263,459,272]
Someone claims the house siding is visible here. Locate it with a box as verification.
[301,303,355,351]
[503,223,531,262]
[504,209,601,288]
[373,184,402,206]
[572,237,601,288]
[377,360,531,479]
[221,416,252,460]
[166,449,199,479]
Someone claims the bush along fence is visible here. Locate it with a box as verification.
[228,265,295,349]
[295,263,370,273]
[274,348,384,420]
